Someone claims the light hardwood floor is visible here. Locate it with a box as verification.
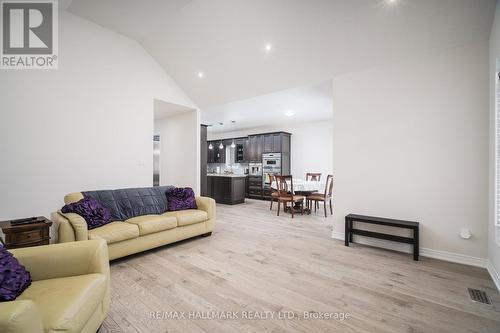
[100,199,500,333]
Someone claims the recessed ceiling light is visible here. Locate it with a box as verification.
[386,0,398,4]
[198,72,204,78]
[285,111,295,117]
[265,43,272,52]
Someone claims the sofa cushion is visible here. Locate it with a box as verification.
[17,273,106,333]
[83,186,174,221]
[88,222,139,244]
[0,246,31,301]
[165,187,197,211]
[125,215,177,236]
[163,209,208,227]
[61,197,112,230]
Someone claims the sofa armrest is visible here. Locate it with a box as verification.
[0,300,43,333]
[9,239,110,282]
[52,211,88,242]
[196,196,216,232]
[196,196,215,219]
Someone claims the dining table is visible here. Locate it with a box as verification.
[271,179,326,214]
[271,179,326,193]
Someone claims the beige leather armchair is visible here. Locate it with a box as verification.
[0,240,110,333]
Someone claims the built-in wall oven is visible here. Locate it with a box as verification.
[263,153,281,186]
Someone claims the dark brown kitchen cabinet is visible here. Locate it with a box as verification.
[206,132,291,203]
[207,141,215,163]
[248,136,256,161]
[208,132,290,164]
[273,134,282,152]
[207,141,223,163]
[248,135,263,162]
[207,176,246,205]
[243,137,250,162]
[263,133,282,153]
[207,176,214,197]
[207,141,225,163]
[212,141,225,163]
[217,146,225,163]
[248,175,263,199]
[235,139,246,163]
[263,134,273,153]
[255,136,263,161]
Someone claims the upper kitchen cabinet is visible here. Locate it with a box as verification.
[263,133,286,153]
[215,142,226,163]
[207,141,215,163]
[248,135,263,162]
[280,132,291,154]
[243,137,251,162]
[207,132,290,164]
[207,140,226,163]
[263,134,273,153]
[235,138,246,163]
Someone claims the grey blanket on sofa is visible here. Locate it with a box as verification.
[83,186,174,221]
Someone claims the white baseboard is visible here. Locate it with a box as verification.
[331,231,488,268]
[332,231,500,292]
[487,260,500,292]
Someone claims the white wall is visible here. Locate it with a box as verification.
[333,41,489,261]
[0,11,196,222]
[155,110,200,193]
[489,1,500,288]
[207,119,333,179]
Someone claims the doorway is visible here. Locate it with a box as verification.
[153,99,200,192]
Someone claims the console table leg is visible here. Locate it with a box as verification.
[413,227,419,261]
[345,217,350,246]
[349,220,353,242]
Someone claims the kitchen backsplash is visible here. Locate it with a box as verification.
[207,163,249,175]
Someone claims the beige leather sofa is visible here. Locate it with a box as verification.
[53,192,216,260]
[0,240,110,333]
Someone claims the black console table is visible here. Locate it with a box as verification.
[344,214,420,261]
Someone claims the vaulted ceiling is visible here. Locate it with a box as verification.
[68,0,496,108]
[203,80,333,132]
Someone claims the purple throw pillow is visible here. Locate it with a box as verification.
[61,197,111,230]
[166,187,197,211]
[0,246,31,302]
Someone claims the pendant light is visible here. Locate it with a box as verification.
[208,142,213,150]
[219,141,224,149]
[231,139,236,148]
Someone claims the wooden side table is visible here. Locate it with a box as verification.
[0,216,52,249]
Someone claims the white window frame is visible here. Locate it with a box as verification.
[495,62,500,247]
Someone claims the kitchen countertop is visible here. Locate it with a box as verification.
[207,174,248,178]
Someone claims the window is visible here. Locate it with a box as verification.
[496,63,500,245]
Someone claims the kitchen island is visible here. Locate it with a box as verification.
[207,174,247,205]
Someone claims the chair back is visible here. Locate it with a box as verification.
[306,173,321,181]
[276,175,293,197]
[324,175,333,197]
[269,174,277,191]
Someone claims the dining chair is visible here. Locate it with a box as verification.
[269,174,279,210]
[305,173,322,181]
[306,175,333,218]
[275,175,304,218]
[305,172,322,209]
